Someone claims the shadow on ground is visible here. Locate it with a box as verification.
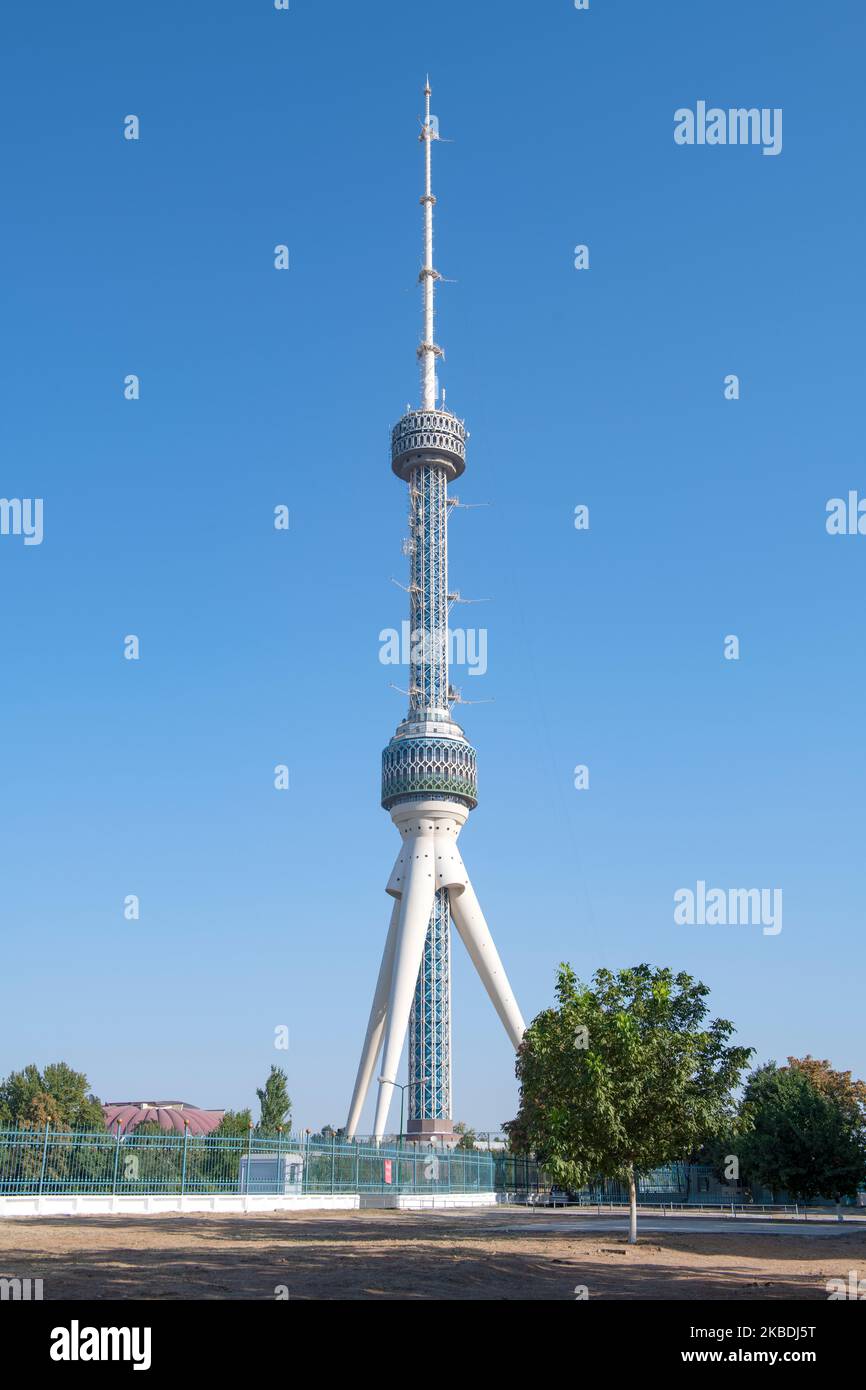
[1,1210,863,1300]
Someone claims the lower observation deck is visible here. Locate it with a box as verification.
[381,734,477,810]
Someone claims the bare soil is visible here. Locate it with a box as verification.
[1,1208,863,1300]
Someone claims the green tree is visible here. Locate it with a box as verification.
[453,1122,477,1151]
[787,1056,866,1113]
[738,1062,866,1211]
[0,1062,105,1131]
[212,1108,253,1139]
[198,1110,253,1192]
[505,964,752,1242]
[256,1066,292,1135]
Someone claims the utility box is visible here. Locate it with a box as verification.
[238,1153,304,1195]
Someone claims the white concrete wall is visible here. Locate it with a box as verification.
[359,1191,498,1210]
[0,1193,360,1219]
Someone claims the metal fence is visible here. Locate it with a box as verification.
[0,1128,498,1198]
[2,1130,850,1208]
[577,1162,738,1206]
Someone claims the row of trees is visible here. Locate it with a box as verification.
[703,1056,866,1207]
[0,1062,105,1131]
[0,1061,293,1138]
[506,964,866,1242]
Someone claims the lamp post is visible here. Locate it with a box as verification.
[376,1079,425,1148]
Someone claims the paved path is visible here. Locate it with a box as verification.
[497,1214,865,1238]
[415,1205,866,1239]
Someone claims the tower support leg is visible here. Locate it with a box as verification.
[345,897,402,1139]
[372,840,437,1139]
[449,875,526,1050]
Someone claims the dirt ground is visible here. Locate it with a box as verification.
[1,1208,864,1300]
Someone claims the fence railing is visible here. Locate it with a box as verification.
[1,1130,851,1208]
[0,1128,499,1198]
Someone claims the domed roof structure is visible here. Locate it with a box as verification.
[103,1101,224,1137]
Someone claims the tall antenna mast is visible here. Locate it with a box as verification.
[344,82,525,1149]
[419,77,441,411]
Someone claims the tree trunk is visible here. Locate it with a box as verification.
[628,1166,637,1245]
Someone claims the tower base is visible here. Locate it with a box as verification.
[405,1118,454,1142]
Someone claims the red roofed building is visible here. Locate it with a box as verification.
[102,1101,224,1136]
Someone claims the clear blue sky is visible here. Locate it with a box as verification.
[2,1,863,1133]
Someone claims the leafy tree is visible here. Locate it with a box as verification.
[24,1093,66,1129]
[738,1062,866,1210]
[195,1110,252,1192]
[212,1108,253,1140]
[787,1056,866,1113]
[505,964,752,1242]
[256,1066,292,1135]
[0,1062,105,1131]
[453,1122,478,1151]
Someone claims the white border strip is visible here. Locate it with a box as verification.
[0,1193,360,1218]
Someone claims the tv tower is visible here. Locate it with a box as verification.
[345,82,525,1143]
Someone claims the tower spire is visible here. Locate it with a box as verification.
[419,79,440,410]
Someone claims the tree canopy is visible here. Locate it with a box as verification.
[453,1122,478,1151]
[787,1055,866,1113]
[211,1108,253,1139]
[0,1062,106,1131]
[256,1066,292,1135]
[506,963,753,1240]
[738,1060,866,1204]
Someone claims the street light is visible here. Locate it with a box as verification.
[376,1078,424,1147]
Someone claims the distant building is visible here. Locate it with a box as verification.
[103,1101,224,1136]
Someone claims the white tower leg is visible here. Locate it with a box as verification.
[372,841,437,1139]
[345,897,402,1139]
[449,875,526,1050]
